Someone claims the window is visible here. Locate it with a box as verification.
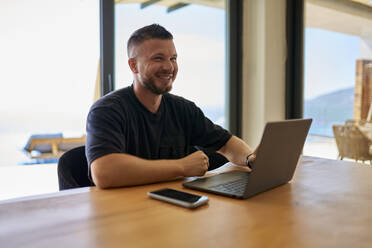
[0,0,99,199]
[114,2,227,127]
[302,0,372,159]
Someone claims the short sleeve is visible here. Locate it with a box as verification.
[85,105,126,166]
[189,104,232,151]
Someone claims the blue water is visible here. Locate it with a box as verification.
[309,125,334,137]
[19,158,58,165]
[203,106,336,137]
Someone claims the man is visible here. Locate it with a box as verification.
[86,24,256,189]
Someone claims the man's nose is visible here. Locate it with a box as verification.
[161,60,174,71]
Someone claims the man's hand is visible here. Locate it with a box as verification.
[218,136,258,168]
[179,151,209,177]
[246,146,259,167]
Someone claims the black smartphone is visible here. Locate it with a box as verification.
[147,188,209,208]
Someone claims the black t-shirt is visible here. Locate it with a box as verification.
[86,85,232,172]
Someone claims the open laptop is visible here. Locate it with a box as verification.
[183,119,312,199]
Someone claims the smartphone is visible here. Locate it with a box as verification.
[148,188,209,209]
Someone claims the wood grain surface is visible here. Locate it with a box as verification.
[0,156,371,248]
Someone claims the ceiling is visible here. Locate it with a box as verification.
[352,0,372,7]
[115,0,224,12]
[306,0,372,39]
[116,0,372,10]
[115,0,372,38]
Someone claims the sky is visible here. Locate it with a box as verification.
[304,27,360,100]
[0,0,99,134]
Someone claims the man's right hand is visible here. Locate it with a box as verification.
[180,151,209,177]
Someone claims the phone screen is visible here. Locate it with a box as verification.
[151,188,202,203]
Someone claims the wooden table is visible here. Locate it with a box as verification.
[1,156,372,248]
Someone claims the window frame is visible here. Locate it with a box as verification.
[99,0,243,136]
[286,0,305,119]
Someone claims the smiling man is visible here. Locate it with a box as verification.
[86,24,256,189]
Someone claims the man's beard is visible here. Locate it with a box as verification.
[142,77,172,95]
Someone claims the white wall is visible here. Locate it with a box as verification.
[241,0,287,147]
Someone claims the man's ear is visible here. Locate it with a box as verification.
[128,58,138,73]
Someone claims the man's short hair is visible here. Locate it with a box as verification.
[127,24,173,57]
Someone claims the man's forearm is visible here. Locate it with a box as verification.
[91,150,209,189]
[91,153,184,189]
[218,136,253,166]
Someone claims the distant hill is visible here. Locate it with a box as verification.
[304,87,354,137]
[202,87,355,137]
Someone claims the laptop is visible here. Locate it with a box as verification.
[183,119,312,199]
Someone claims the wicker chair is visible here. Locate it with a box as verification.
[344,119,366,126]
[332,124,372,163]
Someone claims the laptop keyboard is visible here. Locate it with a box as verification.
[209,175,249,195]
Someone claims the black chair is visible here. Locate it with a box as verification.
[57,146,95,190]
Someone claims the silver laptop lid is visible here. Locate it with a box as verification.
[243,118,312,198]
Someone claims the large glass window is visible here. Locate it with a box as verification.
[0,0,99,199]
[303,0,372,159]
[114,2,226,127]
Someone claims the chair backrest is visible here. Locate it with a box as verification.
[332,124,371,161]
[57,146,94,190]
[367,103,372,123]
[344,119,367,126]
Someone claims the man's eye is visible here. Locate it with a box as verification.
[171,57,177,61]
[153,57,162,61]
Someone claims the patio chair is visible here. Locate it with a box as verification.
[344,119,367,126]
[332,124,372,163]
[23,133,86,159]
